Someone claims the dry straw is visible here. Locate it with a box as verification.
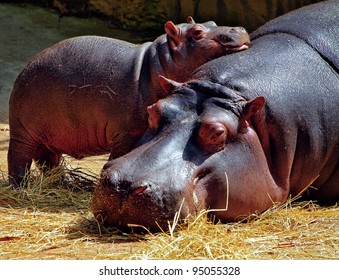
[0,164,338,260]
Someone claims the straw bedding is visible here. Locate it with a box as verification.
[0,163,338,260]
[0,127,338,259]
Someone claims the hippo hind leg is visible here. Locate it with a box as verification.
[8,138,61,188]
[33,144,61,174]
[8,138,36,187]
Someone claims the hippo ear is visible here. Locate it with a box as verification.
[159,75,182,95]
[242,96,265,119]
[165,21,180,40]
[187,16,195,24]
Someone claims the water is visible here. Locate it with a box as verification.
[0,3,146,122]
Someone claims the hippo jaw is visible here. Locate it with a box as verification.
[224,42,250,52]
[92,169,197,232]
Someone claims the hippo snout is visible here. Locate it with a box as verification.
[92,170,191,232]
[215,26,250,51]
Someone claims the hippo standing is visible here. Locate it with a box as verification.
[8,17,250,186]
[92,1,339,232]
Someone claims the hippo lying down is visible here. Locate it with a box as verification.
[92,1,339,232]
[8,17,250,187]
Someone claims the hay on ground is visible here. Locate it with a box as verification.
[134,201,338,259]
[0,164,338,260]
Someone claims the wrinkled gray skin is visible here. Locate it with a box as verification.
[8,17,250,187]
[93,1,339,232]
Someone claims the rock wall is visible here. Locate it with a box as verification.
[50,0,324,32]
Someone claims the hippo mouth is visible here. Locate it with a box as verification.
[92,181,189,232]
[215,31,250,53]
[224,42,250,53]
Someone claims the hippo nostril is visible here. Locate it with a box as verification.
[133,185,148,195]
[100,170,121,189]
[100,173,112,188]
[103,162,110,170]
[131,180,156,195]
[103,161,115,170]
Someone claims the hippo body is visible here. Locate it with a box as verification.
[93,1,339,231]
[8,18,250,186]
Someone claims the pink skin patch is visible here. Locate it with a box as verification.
[225,42,250,52]
[133,186,148,195]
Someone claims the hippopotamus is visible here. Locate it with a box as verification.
[8,17,250,187]
[92,1,339,232]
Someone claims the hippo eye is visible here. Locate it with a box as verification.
[192,28,205,40]
[198,121,227,153]
[147,103,161,130]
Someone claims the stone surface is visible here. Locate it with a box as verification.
[52,0,324,32]
[0,3,143,122]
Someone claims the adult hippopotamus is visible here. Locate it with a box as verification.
[92,1,339,232]
[8,17,250,187]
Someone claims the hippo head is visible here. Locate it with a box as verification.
[92,77,285,232]
[163,17,250,79]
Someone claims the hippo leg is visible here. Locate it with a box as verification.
[7,138,36,187]
[8,139,61,187]
[33,145,61,173]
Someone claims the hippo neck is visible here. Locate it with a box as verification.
[139,35,196,101]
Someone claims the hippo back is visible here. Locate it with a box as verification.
[192,1,339,199]
[251,0,339,71]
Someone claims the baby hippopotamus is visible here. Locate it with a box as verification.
[8,17,250,187]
